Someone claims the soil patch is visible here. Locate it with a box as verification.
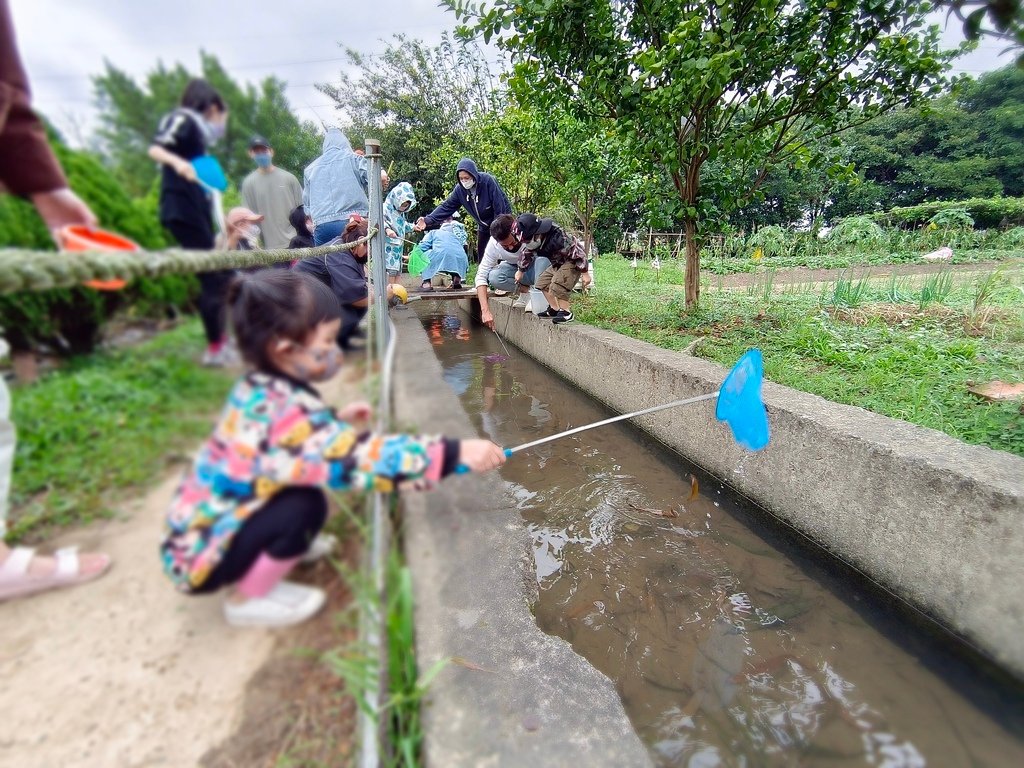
[200,531,360,768]
[0,365,365,768]
[829,302,1014,336]
[708,260,1021,288]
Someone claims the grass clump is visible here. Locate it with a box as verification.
[7,319,233,541]
[576,258,1024,457]
[324,499,443,767]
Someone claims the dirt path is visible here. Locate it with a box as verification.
[706,259,1023,288]
[0,370,364,768]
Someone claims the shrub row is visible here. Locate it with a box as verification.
[0,139,197,354]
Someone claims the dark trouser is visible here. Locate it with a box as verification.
[476,223,490,264]
[339,304,368,349]
[196,271,235,343]
[195,487,328,594]
[164,219,233,344]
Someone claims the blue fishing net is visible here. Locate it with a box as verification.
[191,155,228,192]
[715,349,770,451]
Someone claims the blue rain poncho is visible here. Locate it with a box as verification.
[420,220,469,281]
[383,182,417,274]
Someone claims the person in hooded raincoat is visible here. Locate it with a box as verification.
[418,218,470,291]
[383,181,416,284]
[304,128,387,247]
[287,204,313,250]
[414,158,510,263]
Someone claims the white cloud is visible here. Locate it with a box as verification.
[8,0,1016,147]
[931,7,1017,75]
[9,0,469,144]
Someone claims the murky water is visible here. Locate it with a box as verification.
[417,308,1024,767]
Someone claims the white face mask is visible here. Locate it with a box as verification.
[523,235,543,251]
[206,118,226,143]
[460,178,475,190]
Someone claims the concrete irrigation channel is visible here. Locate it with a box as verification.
[389,294,1024,767]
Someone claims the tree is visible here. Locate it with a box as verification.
[936,0,1024,64]
[957,64,1024,196]
[529,108,651,255]
[93,53,322,197]
[448,0,959,306]
[826,63,1024,217]
[318,33,499,210]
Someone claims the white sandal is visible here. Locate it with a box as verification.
[0,546,111,602]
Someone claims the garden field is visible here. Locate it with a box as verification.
[580,255,1024,457]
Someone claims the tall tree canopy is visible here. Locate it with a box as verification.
[93,52,321,197]
[829,63,1024,217]
[318,33,499,209]
[448,0,960,305]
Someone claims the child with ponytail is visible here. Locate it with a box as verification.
[161,269,504,626]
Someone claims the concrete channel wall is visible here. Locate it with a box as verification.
[391,308,652,767]
[465,297,1024,680]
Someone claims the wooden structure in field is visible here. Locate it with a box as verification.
[615,229,686,260]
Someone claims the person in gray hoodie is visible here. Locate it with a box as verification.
[303,128,388,246]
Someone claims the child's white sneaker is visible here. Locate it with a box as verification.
[223,580,325,627]
[512,293,530,309]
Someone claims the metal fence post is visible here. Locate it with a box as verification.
[360,137,392,768]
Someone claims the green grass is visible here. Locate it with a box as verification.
[699,247,1023,275]
[7,319,234,541]
[323,497,442,768]
[579,258,1024,457]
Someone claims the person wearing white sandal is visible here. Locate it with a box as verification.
[0,0,111,601]
[161,271,506,628]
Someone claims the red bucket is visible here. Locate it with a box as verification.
[58,225,139,290]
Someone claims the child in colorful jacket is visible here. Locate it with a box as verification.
[161,269,505,627]
[383,181,417,283]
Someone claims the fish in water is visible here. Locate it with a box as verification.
[730,653,804,683]
[627,502,679,518]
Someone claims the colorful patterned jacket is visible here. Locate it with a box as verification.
[161,371,456,592]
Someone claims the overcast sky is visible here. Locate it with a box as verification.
[10,0,1016,147]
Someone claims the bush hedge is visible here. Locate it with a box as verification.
[0,136,198,354]
[870,196,1024,229]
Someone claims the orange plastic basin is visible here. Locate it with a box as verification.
[58,226,140,290]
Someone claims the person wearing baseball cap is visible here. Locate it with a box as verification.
[241,135,303,251]
[514,213,588,324]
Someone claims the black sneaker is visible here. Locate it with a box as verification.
[552,310,574,324]
[536,308,557,318]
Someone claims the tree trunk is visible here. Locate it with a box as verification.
[582,195,595,257]
[684,216,699,307]
[675,155,704,308]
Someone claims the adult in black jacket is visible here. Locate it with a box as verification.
[415,157,511,263]
[147,79,234,366]
[287,205,314,250]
